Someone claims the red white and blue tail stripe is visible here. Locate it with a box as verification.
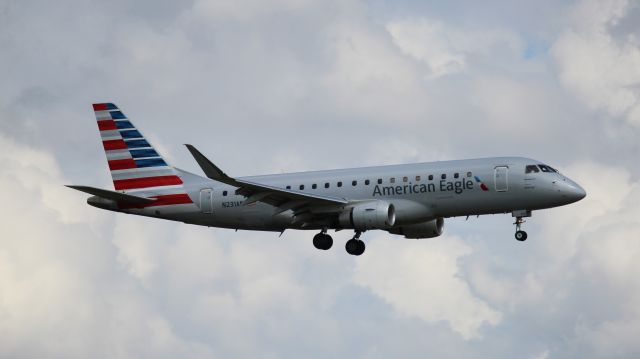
[93,103,192,207]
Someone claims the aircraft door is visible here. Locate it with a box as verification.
[199,188,213,214]
[494,166,509,192]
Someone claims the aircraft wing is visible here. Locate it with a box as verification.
[66,185,156,205]
[184,144,348,209]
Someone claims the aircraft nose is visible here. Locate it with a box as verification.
[558,178,586,203]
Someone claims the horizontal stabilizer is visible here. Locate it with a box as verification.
[66,185,156,205]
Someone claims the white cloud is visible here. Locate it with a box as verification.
[552,0,640,126]
[0,135,214,358]
[354,235,502,340]
[320,19,431,124]
[187,0,323,22]
[465,161,640,357]
[386,18,523,78]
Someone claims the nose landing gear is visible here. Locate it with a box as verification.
[313,230,333,250]
[512,210,531,241]
[345,231,365,256]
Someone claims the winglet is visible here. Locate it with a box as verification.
[184,144,238,186]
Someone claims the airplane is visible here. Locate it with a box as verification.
[68,103,587,256]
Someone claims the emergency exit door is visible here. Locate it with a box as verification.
[199,188,213,213]
[494,166,509,192]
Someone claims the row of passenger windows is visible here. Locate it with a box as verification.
[221,171,474,196]
[288,172,474,191]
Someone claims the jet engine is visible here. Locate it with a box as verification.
[387,218,444,239]
[339,201,396,230]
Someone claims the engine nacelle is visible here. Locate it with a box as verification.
[388,218,444,239]
[339,201,396,230]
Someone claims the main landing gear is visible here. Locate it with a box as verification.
[312,230,365,255]
[345,231,365,256]
[313,230,333,250]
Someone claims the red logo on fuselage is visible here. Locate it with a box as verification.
[474,176,490,191]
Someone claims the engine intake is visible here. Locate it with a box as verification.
[388,218,444,239]
[339,201,396,230]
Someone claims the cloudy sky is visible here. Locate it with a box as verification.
[1,0,640,357]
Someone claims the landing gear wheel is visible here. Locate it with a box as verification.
[345,239,365,256]
[313,233,333,250]
[345,231,365,256]
[515,230,528,241]
[322,234,333,250]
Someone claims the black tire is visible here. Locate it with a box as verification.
[346,239,365,256]
[354,240,365,256]
[515,230,528,241]
[345,239,359,255]
[320,234,333,250]
[313,233,325,250]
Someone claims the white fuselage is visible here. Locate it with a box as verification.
[100,157,585,233]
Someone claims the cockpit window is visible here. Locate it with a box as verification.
[525,165,540,174]
[538,164,557,173]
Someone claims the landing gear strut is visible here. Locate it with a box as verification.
[313,230,333,250]
[345,231,365,256]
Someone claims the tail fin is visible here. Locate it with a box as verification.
[92,103,186,195]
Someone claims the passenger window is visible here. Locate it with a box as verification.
[337,181,342,187]
[223,191,228,196]
[377,179,382,184]
[312,184,317,189]
[467,172,472,177]
[441,174,446,180]
[352,180,357,186]
[324,183,329,188]
[403,176,408,182]
[286,186,291,190]
[454,173,459,179]
[299,185,305,190]
[415,175,421,181]
[526,165,540,174]
[428,175,433,181]
[365,179,370,185]
[390,178,396,184]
